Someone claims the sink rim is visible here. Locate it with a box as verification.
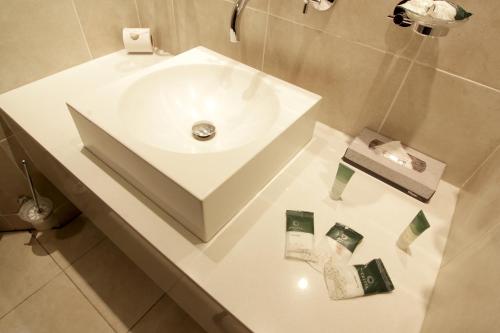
[67,46,321,200]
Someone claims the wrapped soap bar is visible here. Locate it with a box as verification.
[324,258,394,300]
[285,210,316,262]
[309,223,363,272]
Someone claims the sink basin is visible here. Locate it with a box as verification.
[68,47,321,241]
[121,64,280,154]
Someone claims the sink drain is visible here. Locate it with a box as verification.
[192,121,216,141]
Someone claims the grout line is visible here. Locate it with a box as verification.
[267,12,500,94]
[32,225,114,330]
[0,271,65,321]
[266,12,415,63]
[128,293,166,331]
[460,144,500,188]
[413,60,500,94]
[0,231,63,321]
[376,38,426,133]
[170,0,179,53]
[64,237,107,268]
[259,1,271,71]
[71,0,93,59]
[62,268,118,332]
[376,60,415,133]
[133,0,143,27]
[36,231,106,271]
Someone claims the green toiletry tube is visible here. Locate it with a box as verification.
[330,163,355,200]
[397,210,430,251]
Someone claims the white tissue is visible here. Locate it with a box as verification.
[399,0,434,16]
[122,28,154,53]
[374,141,412,168]
[429,1,457,21]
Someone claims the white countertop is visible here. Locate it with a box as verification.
[0,51,458,333]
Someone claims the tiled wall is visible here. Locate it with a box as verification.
[421,147,500,332]
[137,0,500,187]
[0,0,140,229]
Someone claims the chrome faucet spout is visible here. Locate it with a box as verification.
[230,0,250,43]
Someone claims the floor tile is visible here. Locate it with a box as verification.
[37,215,105,269]
[0,273,113,333]
[130,294,205,333]
[0,232,60,317]
[66,239,163,332]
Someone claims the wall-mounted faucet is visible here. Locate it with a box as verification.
[302,0,336,14]
[230,0,336,43]
[230,0,250,43]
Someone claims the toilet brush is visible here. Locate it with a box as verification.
[17,160,55,231]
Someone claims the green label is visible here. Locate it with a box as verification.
[354,259,395,296]
[335,163,355,184]
[326,223,363,252]
[409,210,430,235]
[455,6,472,20]
[286,210,314,234]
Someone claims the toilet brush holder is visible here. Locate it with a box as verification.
[18,160,56,231]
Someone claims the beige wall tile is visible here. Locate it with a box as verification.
[0,115,12,140]
[422,222,500,333]
[130,294,204,333]
[417,0,500,90]
[0,232,61,317]
[173,0,267,70]
[74,0,140,58]
[0,139,27,215]
[66,239,163,332]
[441,146,500,265]
[269,0,423,58]
[136,0,179,53]
[0,273,113,333]
[0,0,91,94]
[380,63,500,186]
[1,215,33,232]
[263,16,411,135]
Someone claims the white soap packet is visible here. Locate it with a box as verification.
[324,258,395,300]
[309,223,363,272]
[285,210,317,262]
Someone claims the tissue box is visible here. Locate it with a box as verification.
[342,128,446,202]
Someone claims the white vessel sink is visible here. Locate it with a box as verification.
[68,47,321,241]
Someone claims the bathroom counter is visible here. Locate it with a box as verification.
[0,51,458,333]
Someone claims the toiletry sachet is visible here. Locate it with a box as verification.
[324,258,395,300]
[285,210,317,262]
[309,223,363,273]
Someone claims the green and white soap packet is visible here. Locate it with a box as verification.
[285,210,317,262]
[309,223,364,273]
[324,258,395,300]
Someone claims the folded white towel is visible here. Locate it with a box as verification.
[398,0,434,16]
[429,1,457,21]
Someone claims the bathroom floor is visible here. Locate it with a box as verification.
[0,215,204,333]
